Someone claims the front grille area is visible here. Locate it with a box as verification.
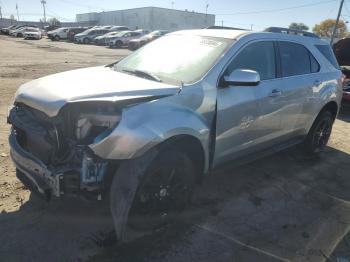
[9,105,59,164]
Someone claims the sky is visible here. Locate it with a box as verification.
[1,0,350,31]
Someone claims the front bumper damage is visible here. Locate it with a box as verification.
[9,131,109,201]
[8,105,111,201]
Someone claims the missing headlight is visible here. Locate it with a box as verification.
[75,112,121,143]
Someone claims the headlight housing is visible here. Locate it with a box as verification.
[76,112,121,144]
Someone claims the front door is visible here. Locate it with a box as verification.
[214,40,283,166]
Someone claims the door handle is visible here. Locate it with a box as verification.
[269,89,282,97]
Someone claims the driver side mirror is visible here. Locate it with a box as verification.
[224,69,260,86]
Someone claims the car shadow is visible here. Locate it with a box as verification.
[1,146,350,262]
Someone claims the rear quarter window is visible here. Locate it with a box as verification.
[315,44,340,69]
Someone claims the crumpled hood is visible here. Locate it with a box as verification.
[15,66,179,117]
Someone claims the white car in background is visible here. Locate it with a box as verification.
[10,26,36,37]
[107,31,143,48]
[47,27,69,41]
[23,28,42,40]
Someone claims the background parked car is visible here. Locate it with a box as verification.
[108,31,143,48]
[10,26,37,37]
[128,30,168,50]
[1,24,18,35]
[94,31,121,45]
[47,27,69,41]
[74,28,110,44]
[23,28,42,40]
[109,25,130,32]
[67,27,90,42]
[333,38,350,106]
[44,24,60,32]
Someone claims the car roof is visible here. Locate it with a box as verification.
[170,29,329,45]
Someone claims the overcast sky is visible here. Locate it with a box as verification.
[0,0,349,30]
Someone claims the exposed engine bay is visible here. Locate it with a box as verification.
[8,102,122,200]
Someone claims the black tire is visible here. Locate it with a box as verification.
[83,38,90,44]
[304,110,334,154]
[17,33,23,37]
[54,35,60,41]
[115,40,123,48]
[110,148,196,241]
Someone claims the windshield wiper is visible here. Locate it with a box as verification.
[122,69,162,82]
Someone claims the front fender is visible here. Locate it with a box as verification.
[89,96,211,170]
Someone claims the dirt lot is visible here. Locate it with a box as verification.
[1,35,350,262]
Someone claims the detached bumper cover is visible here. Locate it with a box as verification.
[9,132,60,198]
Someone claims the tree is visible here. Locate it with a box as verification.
[289,22,309,31]
[313,19,347,38]
[48,17,61,26]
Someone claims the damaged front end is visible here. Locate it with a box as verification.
[8,102,122,201]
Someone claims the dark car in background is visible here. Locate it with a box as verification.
[128,30,168,50]
[333,38,350,106]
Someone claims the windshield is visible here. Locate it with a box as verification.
[114,34,233,84]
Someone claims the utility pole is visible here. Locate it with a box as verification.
[171,1,174,9]
[41,0,47,23]
[206,4,209,15]
[221,20,223,27]
[331,0,345,45]
[16,3,19,22]
[0,6,2,21]
[250,24,253,30]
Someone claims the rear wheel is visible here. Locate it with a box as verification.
[83,37,90,44]
[304,110,334,154]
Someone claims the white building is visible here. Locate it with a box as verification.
[76,7,215,31]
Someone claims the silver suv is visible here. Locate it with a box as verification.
[8,29,342,241]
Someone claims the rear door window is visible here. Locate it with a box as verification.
[227,41,276,81]
[279,41,320,76]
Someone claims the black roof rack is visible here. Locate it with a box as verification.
[264,27,319,38]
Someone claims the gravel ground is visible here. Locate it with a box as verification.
[0,35,350,262]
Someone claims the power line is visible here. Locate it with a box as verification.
[216,0,337,16]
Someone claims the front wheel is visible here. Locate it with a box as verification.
[115,40,123,48]
[110,148,196,241]
[304,110,334,154]
[83,38,90,44]
[54,35,60,41]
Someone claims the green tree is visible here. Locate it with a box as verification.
[48,17,61,26]
[313,19,347,38]
[289,22,309,31]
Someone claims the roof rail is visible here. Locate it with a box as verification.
[264,27,319,38]
[206,25,245,30]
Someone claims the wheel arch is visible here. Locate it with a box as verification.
[320,101,338,120]
[154,134,207,182]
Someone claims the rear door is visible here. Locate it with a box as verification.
[276,41,321,136]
